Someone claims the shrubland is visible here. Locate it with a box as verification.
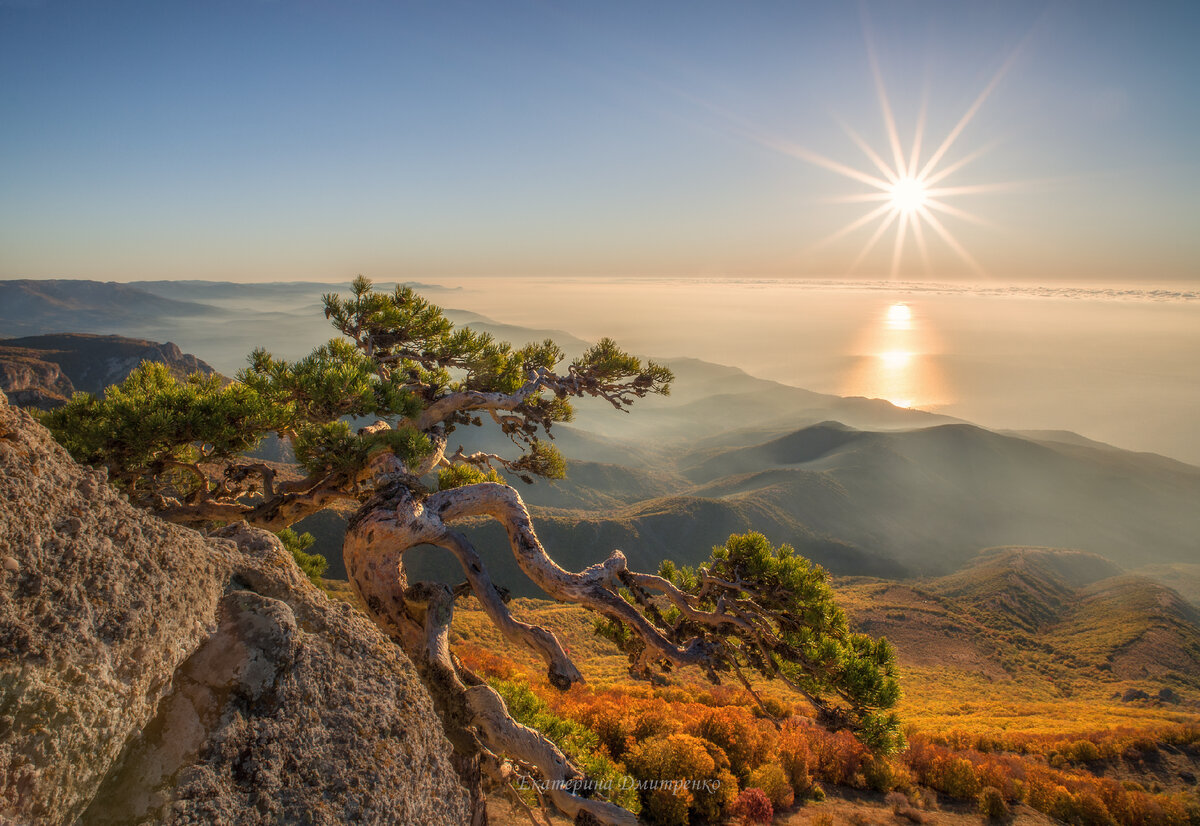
[456,592,1200,825]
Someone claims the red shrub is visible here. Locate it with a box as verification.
[732,787,774,824]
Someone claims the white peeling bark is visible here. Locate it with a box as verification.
[426,482,715,670]
[343,484,581,688]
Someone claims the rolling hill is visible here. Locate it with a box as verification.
[368,418,1200,599]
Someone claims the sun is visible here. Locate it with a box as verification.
[769,23,1028,279]
[889,177,928,214]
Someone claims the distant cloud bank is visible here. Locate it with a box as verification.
[604,278,1200,303]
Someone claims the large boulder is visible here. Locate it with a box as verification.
[0,390,470,825]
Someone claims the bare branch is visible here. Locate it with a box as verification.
[426,482,716,671]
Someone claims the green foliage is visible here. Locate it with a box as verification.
[276,527,327,586]
[292,420,432,477]
[240,338,422,427]
[576,337,672,395]
[487,678,640,815]
[656,532,904,753]
[508,440,566,483]
[436,463,502,490]
[43,362,282,495]
[44,278,674,530]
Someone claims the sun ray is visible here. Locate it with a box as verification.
[863,16,908,177]
[838,117,899,184]
[911,211,932,274]
[920,138,1001,187]
[739,11,1047,277]
[890,210,909,278]
[770,139,893,190]
[823,192,895,204]
[918,205,986,276]
[907,87,929,180]
[811,201,895,250]
[922,198,994,228]
[916,33,1030,181]
[850,209,900,273]
[925,180,1048,197]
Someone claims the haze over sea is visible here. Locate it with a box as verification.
[440,277,1200,465]
[134,276,1200,468]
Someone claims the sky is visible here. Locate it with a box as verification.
[1,0,1197,284]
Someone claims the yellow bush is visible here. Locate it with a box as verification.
[748,762,795,810]
[624,733,738,824]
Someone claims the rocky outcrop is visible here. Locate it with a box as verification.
[0,353,75,408]
[0,334,222,404]
[0,390,470,825]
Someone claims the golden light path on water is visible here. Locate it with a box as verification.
[842,301,948,410]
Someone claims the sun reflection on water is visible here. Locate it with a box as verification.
[843,302,947,410]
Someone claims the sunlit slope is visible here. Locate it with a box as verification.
[454,547,1200,731]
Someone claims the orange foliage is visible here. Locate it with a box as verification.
[460,656,1200,826]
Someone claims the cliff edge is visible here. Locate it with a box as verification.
[0,390,470,825]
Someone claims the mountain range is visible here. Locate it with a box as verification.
[3,278,1197,608]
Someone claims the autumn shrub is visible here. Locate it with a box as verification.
[487,678,640,814]
[642,787,691,826]
[862,755,902,793]
[748,762,794,810]
[455,642,521,681]
[887,790,911,813]
[732,787,774,825]
[554,687,650,760]
[887,789,927,824]
[776,721,814,792]
[807,727,870,786]
[689,707,776,780]
[973,756,1025,802]
[624,732,738,824]
[1069,740,1102,763]
[1070,790,1115,826]
[978,786,1010,820]
[633,704,679,742]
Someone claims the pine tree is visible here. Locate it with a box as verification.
[44,277,900,825]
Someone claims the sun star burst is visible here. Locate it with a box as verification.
[789,27,1029,279]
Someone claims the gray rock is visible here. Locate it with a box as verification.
[0,390,470,825]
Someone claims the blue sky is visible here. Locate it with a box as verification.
[1,0,1197,283]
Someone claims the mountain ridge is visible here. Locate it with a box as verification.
[0,333,221,408]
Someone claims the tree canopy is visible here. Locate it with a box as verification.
[43,277,901,825]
